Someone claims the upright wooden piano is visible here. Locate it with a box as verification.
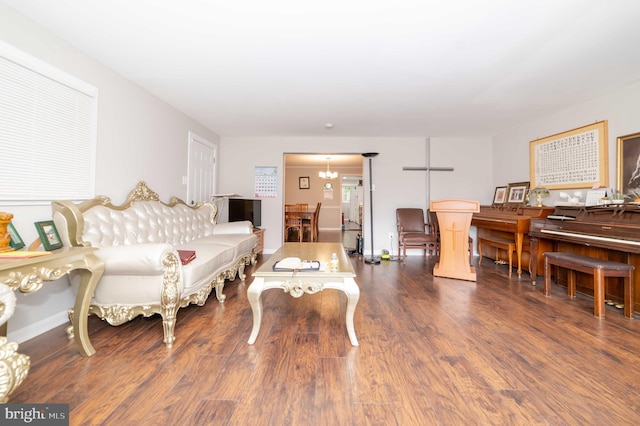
[529,205,640,314]
[472,206,555,276]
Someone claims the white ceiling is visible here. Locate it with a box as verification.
[5,0,640,137]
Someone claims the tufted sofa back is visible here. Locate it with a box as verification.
[81,201,217,247]
[52,182,219,249]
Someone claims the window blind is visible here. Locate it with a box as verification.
[0,41,98,202]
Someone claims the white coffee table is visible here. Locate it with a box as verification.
[247,242,360,346]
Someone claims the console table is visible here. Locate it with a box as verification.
[0,247,104,401]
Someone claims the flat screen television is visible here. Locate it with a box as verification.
[228,198,261,227]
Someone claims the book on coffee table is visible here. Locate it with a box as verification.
[273,257,320,271]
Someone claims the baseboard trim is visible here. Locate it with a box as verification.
[10,310,69,344]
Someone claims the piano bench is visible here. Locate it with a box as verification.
[478,237,516,277]
[543,252,634,319]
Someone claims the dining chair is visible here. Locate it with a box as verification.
[303,202,321,242]
[284,204,303,242]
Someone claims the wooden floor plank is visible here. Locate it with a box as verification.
[269,332,318,425]
[315,356,354,425]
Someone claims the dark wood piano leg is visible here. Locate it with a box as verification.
[625,271,634,319]
[531,236,539,285]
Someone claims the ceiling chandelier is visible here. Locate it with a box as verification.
[319,158,338,179]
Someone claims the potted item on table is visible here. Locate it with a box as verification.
[0,212,13,252]
[611,190,626,204]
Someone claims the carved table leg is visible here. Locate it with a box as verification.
[247,277,265,344]
[340,277,360,346]
[67,254,104,357]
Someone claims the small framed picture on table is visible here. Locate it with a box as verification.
[506,181,530,205]
[8,223,25,250]
[493,186,507,205]
[35,220,63,251]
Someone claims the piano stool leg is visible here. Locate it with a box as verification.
[593,268,605,318]
[478,240,483,265]
[544,257,552,297]
[507,248,513,278]
[567,270,577,298]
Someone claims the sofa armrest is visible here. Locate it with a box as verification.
[213,221,253,235]
[95,243,175,275]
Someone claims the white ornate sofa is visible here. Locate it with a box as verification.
[52,181,257,348]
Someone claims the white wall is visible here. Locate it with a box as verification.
[430,137,494,203]
[219,137,492,255]
[493,81,640,198]
[1,4,220,342]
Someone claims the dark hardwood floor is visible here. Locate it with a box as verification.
[11,228,640,425]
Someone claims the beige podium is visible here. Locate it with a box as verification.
[430,199,480,281]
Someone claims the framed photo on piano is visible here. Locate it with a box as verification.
[493,186,507,205]
[506,181,530,205]
[616,131,640,196]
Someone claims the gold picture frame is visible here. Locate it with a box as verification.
[617,131,640,196]
[529,120,608,189]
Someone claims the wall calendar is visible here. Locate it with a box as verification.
[529,120,608,190]
[254,166,278,198]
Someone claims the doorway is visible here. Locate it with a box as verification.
[283,153,363,243]
[187,132,217,205]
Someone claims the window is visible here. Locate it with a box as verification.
[0,41,98,203]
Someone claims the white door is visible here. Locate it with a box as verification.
[187,132,216,205]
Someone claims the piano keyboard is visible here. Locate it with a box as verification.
[540,229,640,246]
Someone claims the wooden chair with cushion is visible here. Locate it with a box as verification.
[284,204,303,242]
[396,208,438,263]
